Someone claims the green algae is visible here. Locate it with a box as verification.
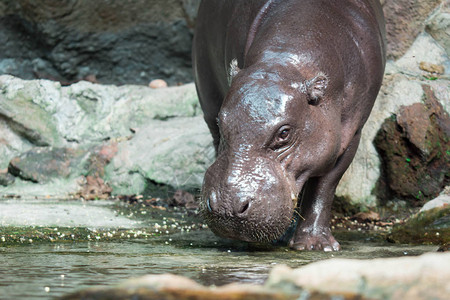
[0,226,159,246]
[388,206,450,245]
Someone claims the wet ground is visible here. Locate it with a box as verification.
[0,198,438,299]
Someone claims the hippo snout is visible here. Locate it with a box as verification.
[201,155,297,243]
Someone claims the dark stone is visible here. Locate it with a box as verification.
[0,0,200,85]
[0,169,15,186]
[168,189,198,209]
[8,147,89,183]
[374,84,450,206]
[438,242,450,252]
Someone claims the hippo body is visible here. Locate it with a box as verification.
[193,0,386,251]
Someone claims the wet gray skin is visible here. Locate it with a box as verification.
[193,0,386,250]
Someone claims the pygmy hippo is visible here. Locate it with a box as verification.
[193,0,386,251]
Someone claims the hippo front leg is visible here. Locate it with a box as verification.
[290,131,362,251]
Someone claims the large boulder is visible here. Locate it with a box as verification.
[0,75,213,197]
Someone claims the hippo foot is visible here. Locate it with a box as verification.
[289,228,341,252]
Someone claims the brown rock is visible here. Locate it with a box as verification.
[396,103,432,156]
[351,211,380,222]
[374,84,450,205]
[77,175,112,200]
[168,190,198,209]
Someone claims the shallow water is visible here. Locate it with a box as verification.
[0,229,437,299]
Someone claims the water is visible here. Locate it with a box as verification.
[0,229,437,299]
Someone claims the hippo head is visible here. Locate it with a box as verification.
[201,61,341,243]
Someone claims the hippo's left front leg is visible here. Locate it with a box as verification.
[290,131,362,251]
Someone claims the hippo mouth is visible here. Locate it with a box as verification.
[200,204,295,243]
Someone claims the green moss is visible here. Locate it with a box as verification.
[388,207,450,245]
[0,226,160,246]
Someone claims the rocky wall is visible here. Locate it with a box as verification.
[0,0,200,86]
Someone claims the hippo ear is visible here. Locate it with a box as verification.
[228,58,241,85]
[306,74,328,105]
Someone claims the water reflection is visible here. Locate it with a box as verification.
[0,230,437,299]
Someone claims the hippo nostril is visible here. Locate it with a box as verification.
[206,197,212,212]
[236,199,251,216]
[205,191,218,213]
[239,201,249,214]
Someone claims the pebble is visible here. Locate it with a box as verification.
[149,79,168,89]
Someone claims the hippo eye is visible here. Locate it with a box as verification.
[279,128,290,140]
[271,125,292,150]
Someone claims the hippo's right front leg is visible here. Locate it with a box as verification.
[290,131,362,251]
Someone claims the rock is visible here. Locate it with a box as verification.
[267,252,450,300]
[383,0,443,59]
[420,192,450,212]
[149,79,168,89]
[438,242,450,251]
[374,85,449,205]
[168,190,198,209]
[425,2,450,57]
[85,142,119,178]
[0,168,14,186]
[76,175,112,200]
[105,115,214,195]
[396,103,432,155]
[0,74,200,152]
[351,211,380,222]
[388,201,449,245]
[0,76,63,150]
[61,273,310,300]
[61,253,450,300]
[8,147,89,183]
[395,32,449,76]
[0,75,209,197]
[0,0,201,85]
